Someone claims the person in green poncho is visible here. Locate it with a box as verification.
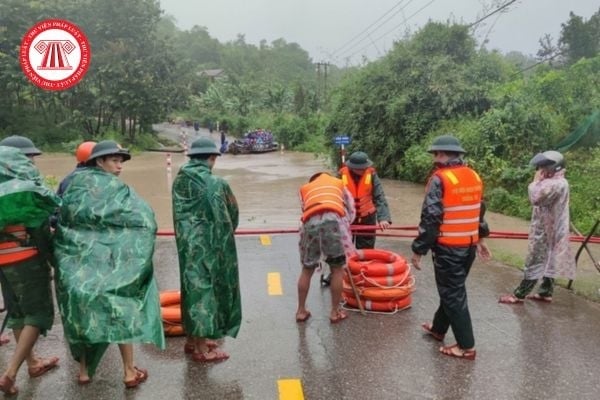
[0,136,61,396]
[53,140,165,388]
[172,137,241,363]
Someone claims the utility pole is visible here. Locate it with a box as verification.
[315,61,330,109]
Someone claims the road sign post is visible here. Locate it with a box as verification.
[333,135,351,163]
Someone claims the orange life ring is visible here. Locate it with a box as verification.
[161,305,181,322]
[342,280,414,300]
[343,266,411,288]
[343,294,412,312]
[347,249,408,276]
[160,290,180,307]
[163,322,185,336]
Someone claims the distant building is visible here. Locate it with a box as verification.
[198,69,226,81]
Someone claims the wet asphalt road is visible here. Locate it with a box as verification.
[2,235,600,400]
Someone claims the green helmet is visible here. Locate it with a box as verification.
[0,135,42,156]
[188,137,221,156]
[88,140,131,162]
[427,135,466,154]
[346,151,373,169]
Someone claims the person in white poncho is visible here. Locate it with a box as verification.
[499,150,576,304]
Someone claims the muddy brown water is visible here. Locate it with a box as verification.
[35,143,598,283]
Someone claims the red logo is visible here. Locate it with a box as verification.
[20,19,91,91]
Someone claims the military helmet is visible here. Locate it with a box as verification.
[427,135,466,154]
[0,135,42,156]
[187,137,221,156]
[88,140,131,162]
[75,141,97,163]
[345,151,373,169]
[529,150,565,172]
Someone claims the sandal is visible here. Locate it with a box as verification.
[184,340,219,354]
[498,294,524,304]
[527,293,553,302]
[295,311,311,323]
[28,356,59,378]
[124,367,148,389]
[330,310,348,324]
[439,344,476,360]
[0,375,18,396]
[421,323,445,341]
[192,349,230,363]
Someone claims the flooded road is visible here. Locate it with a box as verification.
[35,129,530,252]
[7,130,600,400]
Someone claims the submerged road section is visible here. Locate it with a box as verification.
[2,235,600,400]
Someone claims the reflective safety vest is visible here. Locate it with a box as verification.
[339,166,377,218]
[0,225,38,266]
[434,166,483,247]
[299,174,346,222]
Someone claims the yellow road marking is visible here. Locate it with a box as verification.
[278,379,304,400]
[260,234,272,246]
[268,272,283,296]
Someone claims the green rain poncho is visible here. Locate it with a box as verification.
[53,167,165,377]
[0,146,60,229]
[0,146,60,333]
[172,159,241,339]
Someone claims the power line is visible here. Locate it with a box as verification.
[330,0,408,57]
[342,0,436,62]
[333,0,417,60]
[468,0,519,28]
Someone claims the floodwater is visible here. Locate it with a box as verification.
[35,137,600,280]
[35,140,530,245]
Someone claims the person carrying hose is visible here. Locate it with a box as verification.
[0,136,61,396]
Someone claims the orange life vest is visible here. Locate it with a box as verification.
[0,225,38,266]
[299,174,346,222]
[433,166,483,247]
[339,166,377,218]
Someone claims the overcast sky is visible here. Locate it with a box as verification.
[159,0,599,65]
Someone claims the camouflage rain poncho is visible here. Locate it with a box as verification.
[172,159,241,339]
[0,146,60,229]
[53,167,165,377]
[0,146,60,333]
[524,170,576,280]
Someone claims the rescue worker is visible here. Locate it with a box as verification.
[411,135,491,361]
[297,172,356,324]
[172,137,241,362]
[499,150,576,304]
[0,136,61,396]
[56,141,96,196]
[54,140,164,387]
[339,151,391,249]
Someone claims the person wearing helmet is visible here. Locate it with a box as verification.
[53,139,164,386]
[0,138,61,395]
[0,135,42,159]
[499,150,576,304]
[56,141,96,197]
[411,135,491,361]
[172,137,240,362]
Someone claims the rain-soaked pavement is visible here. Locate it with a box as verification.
[2,126,599,399]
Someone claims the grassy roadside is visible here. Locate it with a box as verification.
[491,245,600,303]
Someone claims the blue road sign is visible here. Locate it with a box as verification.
[334,135,351,145]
